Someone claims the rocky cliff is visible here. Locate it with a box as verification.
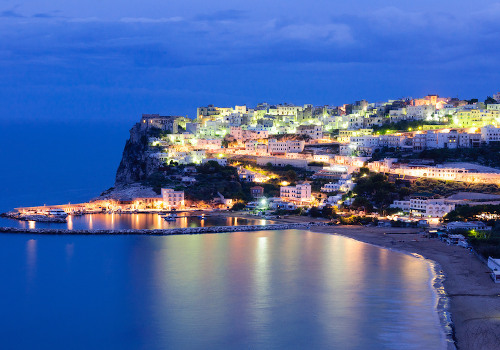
[114,123,159,186]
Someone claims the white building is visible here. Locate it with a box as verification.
[297,125,323,140]
[390,196,455,217]
[481,125,500,144]
[280,183,312,203]
[267,139,305,155]
[230,127,269,141]
[446,221,491,231]
[406,105,436,120]
[196,139,223,150]
[202,158,228,166]
[320,175,354,193]
[161,188,185,210]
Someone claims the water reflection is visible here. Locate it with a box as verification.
[25,239,37,286]
[0,230,445,350]
[0,213,273,231]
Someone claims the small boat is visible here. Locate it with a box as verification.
[47,209,68,218]
[163,214,177,221]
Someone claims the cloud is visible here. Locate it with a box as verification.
[0,3,499,72]
[196,9,247,21]
[120,16,184,23]
[0,9,23,18]
[32,13,59,19]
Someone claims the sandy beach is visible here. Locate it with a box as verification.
[305,225,500,350]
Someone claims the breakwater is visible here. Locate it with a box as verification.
[0,223,325,235]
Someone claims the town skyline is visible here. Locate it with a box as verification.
[2,1,500,122]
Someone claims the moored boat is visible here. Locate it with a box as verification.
[47,209,68,218]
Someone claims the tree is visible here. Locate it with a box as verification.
[351,196,374,213]
[359,167,370,176]
[309,206,322,217]
[322,205,337,219]
[285,170,297,182]
[485,96,497,105]
[231,202,246,211]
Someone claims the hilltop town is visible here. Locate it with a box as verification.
[11,93,500,260]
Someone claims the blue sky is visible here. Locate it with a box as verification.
[1,1,500,210]
[1,1,500,121]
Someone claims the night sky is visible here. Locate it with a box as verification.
[1,1,500,210]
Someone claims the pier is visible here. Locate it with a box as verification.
[0,223,325,235]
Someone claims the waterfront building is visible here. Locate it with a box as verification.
[391,194,455,218]
[161,188,185,210]
[280,183,312,204]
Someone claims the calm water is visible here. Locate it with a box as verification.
[0,229,445,350]
[0,213,272,230]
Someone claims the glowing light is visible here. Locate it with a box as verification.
[280,181,289,186]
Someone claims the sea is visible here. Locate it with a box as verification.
[0,228,447,350]
[0,121,447,349]
[0,213,272,231]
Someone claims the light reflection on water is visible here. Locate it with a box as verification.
[0,230,445,350]
[0,213,270,230]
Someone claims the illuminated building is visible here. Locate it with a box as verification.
[161,188,185,210]
[280,183,312,204]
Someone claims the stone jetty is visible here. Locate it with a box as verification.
[1,212,67,223]
[0,223,326,235]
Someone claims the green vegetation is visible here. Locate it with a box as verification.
[443,205,500,258]
[468,229,500,258]
[147,126,171,138]
[307,161,326,167]
[444,204,500,222]
[371,143,500,170]
[419,144,500,169]
[338,215,377,225]
[308,205,337,219]
[373,120,446,134]
[349,171,500,214]
[409,178,500,196]
[352,172,399,209]
[485,96,497,105]
[230,202,246,211]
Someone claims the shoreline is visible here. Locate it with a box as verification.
[310,226,500,350]
[1,220,499,349]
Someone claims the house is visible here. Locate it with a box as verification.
[280,183,312,204]
[487,257,500,283]
[390,194,455,217]
[202,157,228,166]
[446,221,491,231]
[250,186,265,198]
[269,200,297,211]
[161,188,185,210]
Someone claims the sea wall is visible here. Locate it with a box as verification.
[0,223,325,235]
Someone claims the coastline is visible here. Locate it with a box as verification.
[310,226,500,350]
[1,213,499,349]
